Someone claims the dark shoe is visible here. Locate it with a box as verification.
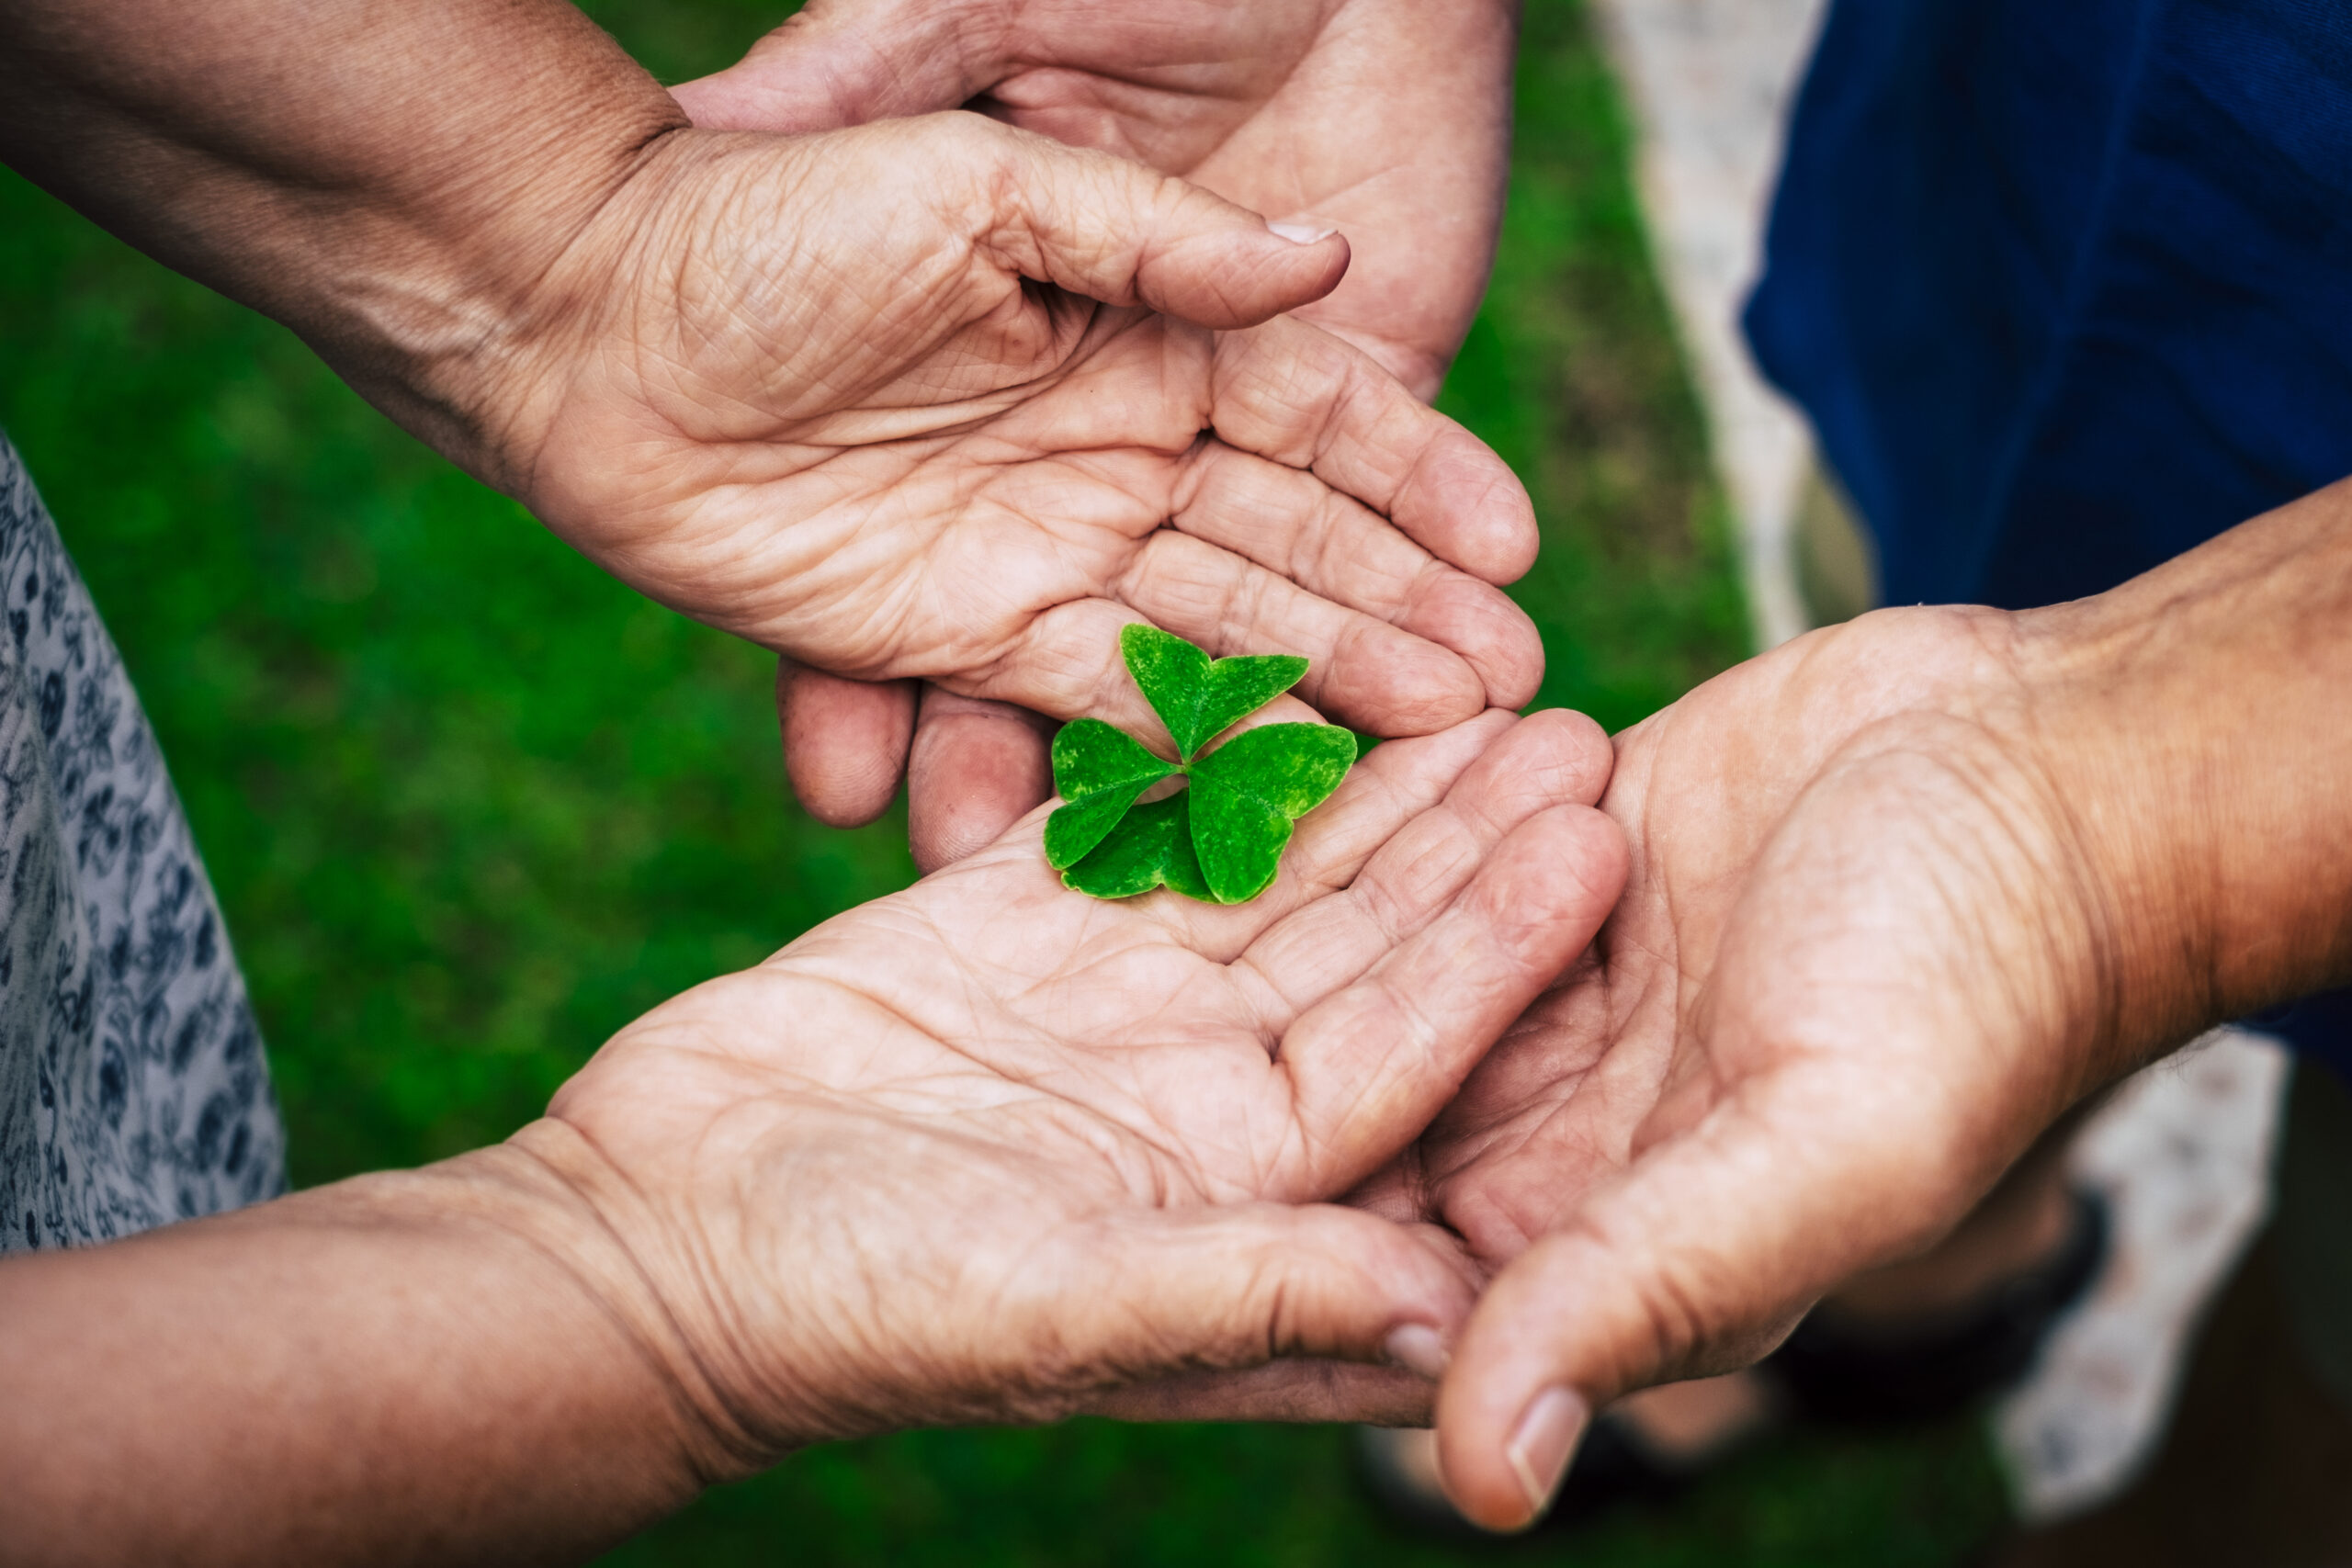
[1774,1187,2110,1426]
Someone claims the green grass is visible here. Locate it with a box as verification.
[0,0,2005,1561]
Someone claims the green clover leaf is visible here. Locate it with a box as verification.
[1042,718,1175,868]
[1059,794,1213,901]
[1120,624,1310,761]
[1045,627,1356,903]
[1187,722,1360,903]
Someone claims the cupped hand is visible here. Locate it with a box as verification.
[521,707,1619,1459]
[504,114,1539,859]
[674,0,1516,398]
[673,0,1523,863]
[1352,610,2157,1529]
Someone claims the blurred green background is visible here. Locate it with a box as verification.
[0,0,2007,1561]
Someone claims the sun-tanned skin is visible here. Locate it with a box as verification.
[0,709,1623,1564]
[675,0,1518,400]
[674,0,1523,865]
[0,0,1577,1554]
[17,0,2352,1553]
[0,0,1540,812]
[1389,481,2352,1528]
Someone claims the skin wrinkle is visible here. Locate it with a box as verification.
[730,1104,1188,1435]
[1228,734,1606,1058]
[1309,495,1424,612]
[462,1144,752,1483]
[1814,717,2119,1113]
[1580,1122,1787,1379]
[780,936,1274,1201]
[658,290,1505,728]
[982,12,1323,164]
[1131,723,1444,958]
[855,728,1552,1203]
[514,1117,785,1479]
[3,0,1567,1548]
[1166,450,1437,624]
[1417,546,2344,1518]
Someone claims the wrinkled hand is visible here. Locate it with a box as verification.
[676,0,1515,396]
[504,114,1539,863]
[1348,610,2154,1529]
[525,708,1617,1457]
[674,0,1522,865]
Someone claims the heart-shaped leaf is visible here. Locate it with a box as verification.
[1044,717,1175,869]
[1187,723,1359,903]
[1047,631,1355,903]
[1120,624,1309,761]
[1060,793,1213,900]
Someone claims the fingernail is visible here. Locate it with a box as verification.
[1268,220,1338,245]
[1383,1323,1450,1380]
[1505,1385,1588,1519]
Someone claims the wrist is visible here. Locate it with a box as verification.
[0,0,687,494]
[0,1139,718,1561]
[330,1140,735,1494]
[286,96,692,500]
[2007,479,2352,1065]
[481,1119,781,1483]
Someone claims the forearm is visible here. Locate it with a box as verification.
[0,1128,718,1567]
[2018,477,2352,1066]
[0,0,683,484]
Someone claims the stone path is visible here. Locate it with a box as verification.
[1589,0,1823,652]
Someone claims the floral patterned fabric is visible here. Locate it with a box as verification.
[0,436,283,1253]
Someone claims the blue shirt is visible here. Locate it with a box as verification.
[1745,0,2352,1069]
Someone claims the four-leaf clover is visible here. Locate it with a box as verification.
[1044,626,1357,903]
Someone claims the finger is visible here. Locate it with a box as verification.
[981,585,1501,747]
[1124,710,1521,957]
[1113,529,1487,736]
[1210,317,1542,592]
[1048,1202,1477,1403]
[1080,1216,1484,1426]
[1431,1073,1980,1531]
[1240,707,1616,998]
[1118,706,1608,961]
[936,116,1351,330]
[1171,441,1544,714]
[965,598,1328,749]
[905,685,1055,874]
[673,0,979,134]
[1086,1361,1436,1427]
[776,659,916,827]
[1271,804,1627,1190]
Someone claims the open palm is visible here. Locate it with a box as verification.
[1349,610,2141,1528]
[536,708,1620,1454]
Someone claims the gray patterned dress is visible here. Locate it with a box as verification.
[0,436,284,1253]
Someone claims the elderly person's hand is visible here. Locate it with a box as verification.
[549,707,1613,1444]
[1338,482,2352,1529]
[2,0,1539,855]
[670,0,1525,865]
[1,708,1623,1562]
[674,0,1516,398]
[515,112,1541,861]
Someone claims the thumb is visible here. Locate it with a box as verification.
[672,0,984,134]
[931,116,1351,331]
[1053,1201,1476,1400]
[1431,1072,1987,1531]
